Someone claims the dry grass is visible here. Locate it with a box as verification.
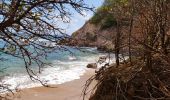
[83,57,170,100]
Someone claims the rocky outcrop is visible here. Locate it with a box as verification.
[86,63,97,69]
[71,21,116,52]
[70,11,152,53]
[70,19,145,53]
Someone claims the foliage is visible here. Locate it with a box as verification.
[101,15,117,29]
[90,6,107,25]
[90,13,103,25]
[90,0,129,29]
[71,32,78,37]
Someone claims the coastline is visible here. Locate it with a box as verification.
[12,69,96,100]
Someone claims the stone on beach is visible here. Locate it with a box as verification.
[86,63,97,69]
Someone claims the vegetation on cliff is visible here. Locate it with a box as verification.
[90,0,129,29]
[71,0,135,52]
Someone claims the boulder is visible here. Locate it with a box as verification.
[97,43,114,52]
[86,63,97,69]
[98,56,107,64]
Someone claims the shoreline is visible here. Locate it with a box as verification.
[11,69,96,100]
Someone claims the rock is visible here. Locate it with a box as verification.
[97,43,114,52]
[86,63,97,69]
[86,32,97,41]
[98,56,107,64]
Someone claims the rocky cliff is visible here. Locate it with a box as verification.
[71,20,117,52]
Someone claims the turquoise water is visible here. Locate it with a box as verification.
[0,47,97,73]
[0,46,115,91]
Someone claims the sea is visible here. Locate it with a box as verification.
[0,46,116,92]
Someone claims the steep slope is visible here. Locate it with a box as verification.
[71,21,115,51]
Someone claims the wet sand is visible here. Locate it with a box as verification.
[13,69,96,100]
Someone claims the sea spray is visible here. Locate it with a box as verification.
[0,47,116,91]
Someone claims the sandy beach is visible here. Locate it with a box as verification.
[11,69,96,100]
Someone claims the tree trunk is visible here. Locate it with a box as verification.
[115,20,121,67]
[128,14,134,64]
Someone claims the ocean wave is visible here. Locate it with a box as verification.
[0,57,98,91]
[0,48,116,93]
[0,61,88,91]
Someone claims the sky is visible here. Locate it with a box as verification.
[0,0,104,35]
[65,0,104,35]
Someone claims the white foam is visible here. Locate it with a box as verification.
[0,64,87,91]
[0,52,116,92]
[68,55,77,61]
[0,59,94,92]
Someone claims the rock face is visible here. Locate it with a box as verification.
[86,63,97,69]
[70,20,145,53]
[70,12,155,53]
[71,21,115,52]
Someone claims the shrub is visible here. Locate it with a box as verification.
[101,15,117,29]
[90,13,103,25]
